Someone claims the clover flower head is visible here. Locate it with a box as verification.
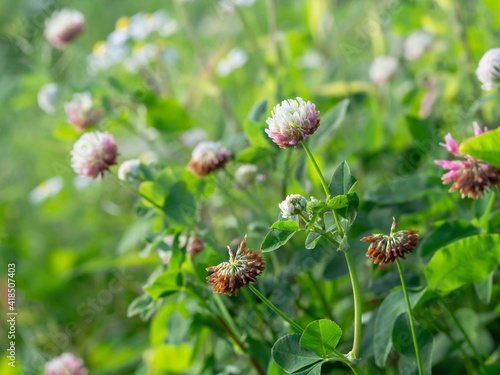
[187,141,231,177]
[435,123,500,199]
[476,48,500,91]
[279,194,307,218]
[187,235,205,260]
[64,92,102,131]
[71,131,118,179]
[38,83,59,114]
[361,218,419,265]
[206,235,265,296]
[404,30,433,61]
[118,159,141,182]
[369,56,399,85]
[45,353,88,375]
[45,9,85,49]
[265,97,320,148]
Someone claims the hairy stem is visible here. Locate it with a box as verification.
[302,141,330,197]
[396,259,423,375]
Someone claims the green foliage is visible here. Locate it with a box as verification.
[299,319,343,359]
[425,234,500,293]
[460,128,500,167]
[271,334,322,373]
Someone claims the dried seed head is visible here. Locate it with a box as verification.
[206,235,265,296]
[361,219,419,265]
[187,141,231,177]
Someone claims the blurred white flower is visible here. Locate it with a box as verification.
[295,51,325,70]
[234,164,258,186]
[87,41,128,74]
[107,17,131,46]
[29,177,63,205]
[149,9,179,37]
[219,0,256,12]
[44,353,87,375]
[37,83,59,114]
[64,92,102,131]
[118,159,141,182]
[123,43,158,73]
[404,30,433,61]
[179,128,209,148]
[279,194,307,218]
[216,48,248,77]
[369,56,399,85]
[71,131,118,179]
[44,9,85,49]
[128,13,153,41]
[476,48,500,91]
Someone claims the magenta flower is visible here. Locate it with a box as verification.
[439,133,459,156]
[71,131,118,179]
[265,97,320,148]
[45,353,88,375]
[435,123,500,199]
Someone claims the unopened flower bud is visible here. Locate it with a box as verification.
[279,194,307,218]
[476,48,500,91]
[118,159,141,182]
[64,92,102,131]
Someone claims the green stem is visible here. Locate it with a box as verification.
[110,170,164,212]
[396,259,423,375]
[248,284,304,333]
[442,301,484,365]
[480,192,495,232]
[345,250,362,358]
[302,141,330,197]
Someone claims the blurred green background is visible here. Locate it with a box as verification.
[1,0,500,374]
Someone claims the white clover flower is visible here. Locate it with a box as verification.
[216,48,248,77]
[45,353,88,375]
[234,164,259,186]
[476,48,500,91]
[123,43,158,73]
[279,194,307,218]
[369,56,399,85]
[71,131,118,179]
[404,30,433,61]
[64,92,101,131]
[38,83,59,114]
[44,9,85,49]
[265,97,320,148]
[28,177,63,204]
[118,159,141,182]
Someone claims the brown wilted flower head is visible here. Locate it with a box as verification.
[361,218,419,265]
[187,141,231,177]
[206,235,265,296]
[187,235,204,260]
